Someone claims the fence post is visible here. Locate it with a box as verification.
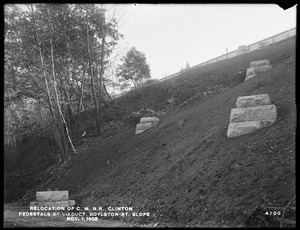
[154,27,295,84]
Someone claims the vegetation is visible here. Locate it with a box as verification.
[117,46,151,89]
[4,3,123,167]
[185,61,190,69]
[4,5,295,227]
[14,36,296,227]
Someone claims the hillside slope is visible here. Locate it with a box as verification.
[20,37,295,227]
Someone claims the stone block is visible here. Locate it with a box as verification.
[140,117,160,124]
[250,60,270,68]
[245,67,256,81]
[227,120,275,138]
[30,200,76,208]
[167,98,175,103]
[236,94,271,108]
[135,122,156,135]
[245,64,272,81]
[237,45,249,56]
[238,45,249,51]
[135,130,143,135]
[36,191,69,202]
[246,67,255,75]
[255,65,272,72]
[229,105,277,123]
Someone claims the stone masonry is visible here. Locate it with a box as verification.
[227,94,277,138]
[245,60,272,81]
[30,190,75,208]
[135,117,160,135]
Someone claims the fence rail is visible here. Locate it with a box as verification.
[114,27,296,98]
[156,27,296,83]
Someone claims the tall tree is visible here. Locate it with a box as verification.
[117,47,151,88]
[185,61,190,69]
[85,5,100,135]
[47,5,77,159]
[97,5,106,135]
[4,4,123,163]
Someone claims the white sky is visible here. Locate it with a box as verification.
[14,3,297,80]
[112,4,296,79]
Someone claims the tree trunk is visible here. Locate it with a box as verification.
[82,98,94,126]
[48,7,76,158]
[46,141,55,159]
[86,6,100,135]
[29,4,66,162]
[76,94,83,121]
[103,81,113,103]
[30,4,68,162]
[53,125,67,162]
[101,97,133,114]
[38,105,46,134]
[64,35,79,125]
[38,104,55,159]
[76,65,87,121]
[97,5,106,135]
[55,65,76,126]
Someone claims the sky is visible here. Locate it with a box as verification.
[14,3,296,81]
[110,4,296,80]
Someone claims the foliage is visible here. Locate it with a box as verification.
[185,61,190,69]
[117,46,151,88]
[5,3,123,113]
[142,78,158,86]
[4,3,123,167]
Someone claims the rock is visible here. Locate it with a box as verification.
[255,65,272,72]
[135,123,156,135]
[250,60,270,68]
[135,117,160,135]
[177,118,188,129]
[245,68,256,80]
[245,60,272,81]
[229,105,277,123]
[237,45,249,56]
[236,94,271,108]
[36,191,69,202]
[167,98,175,104]
[145,108,156,116]
[245,65,272,81]
[227,120,275,138]
[90,191,96,196]
[135,108,156,116]
[140,117,160,124]
[30,200,75,208]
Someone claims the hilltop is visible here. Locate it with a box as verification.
[8,36,296,227]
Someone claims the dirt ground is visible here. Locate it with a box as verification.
[4,37,296,228]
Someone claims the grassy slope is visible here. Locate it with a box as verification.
[23,37,295,227]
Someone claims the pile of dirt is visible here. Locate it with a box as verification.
[15,37,295,227]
